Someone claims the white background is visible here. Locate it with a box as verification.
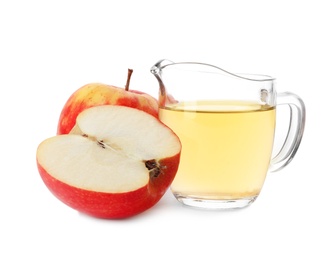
[1,0,330,259]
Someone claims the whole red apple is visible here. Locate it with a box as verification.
[57,69,158,134]
[37,105,181,219]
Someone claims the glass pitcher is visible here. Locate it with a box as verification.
[151,59,305,209]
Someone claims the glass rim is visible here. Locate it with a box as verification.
[152,60,275,82]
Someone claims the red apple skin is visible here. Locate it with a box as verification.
[57,83,159,135]
[37,153,180,219]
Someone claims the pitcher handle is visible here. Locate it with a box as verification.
[269,92,306,172]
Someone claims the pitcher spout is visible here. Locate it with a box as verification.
[150,59,175,107]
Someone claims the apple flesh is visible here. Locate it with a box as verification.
[57,69,158,134]
[37,105,181,219]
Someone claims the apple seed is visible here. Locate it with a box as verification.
[97,140,106,149]
[145,159,161,178]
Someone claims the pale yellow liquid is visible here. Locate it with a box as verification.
[159,100,276,200]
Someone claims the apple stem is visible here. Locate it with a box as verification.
[125,69,133,91]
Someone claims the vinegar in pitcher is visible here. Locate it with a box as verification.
[159,100,276,200]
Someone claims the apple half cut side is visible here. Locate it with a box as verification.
[36,105,181,219]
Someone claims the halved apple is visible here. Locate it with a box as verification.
[37,105,181,219]
[57,69,159,134]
